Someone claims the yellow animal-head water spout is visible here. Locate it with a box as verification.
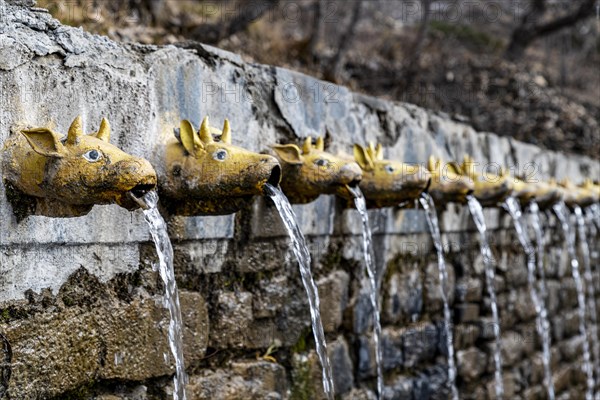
[1,116,157,219]
[425,155,474,205]
[160,116,281,215]
[352,142,431,208]
[510,174,563,209]
[272,136,363,204]
[459,155,513,207]
[557,178,597,208]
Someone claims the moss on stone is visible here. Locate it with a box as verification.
[290,354,314,400]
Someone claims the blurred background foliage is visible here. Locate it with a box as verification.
[37,0,599,159]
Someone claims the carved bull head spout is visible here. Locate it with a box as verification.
[273,136,363,204]
[2,116,157,219]
[353,142,431,208]
[426,155,474,205]
[160,116,281,215]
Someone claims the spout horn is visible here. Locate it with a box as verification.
[96,118,111,142]
[427,156,438,172]
[199,116,213,144]
[316,137,324,151]
[67,116,84,145]
[375,143,383,160]
[303,137,312,154]
[221,119,231,144]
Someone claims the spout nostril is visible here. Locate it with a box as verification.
[268,165,282,187]
[348,178,361,188]
[130,183,156,199]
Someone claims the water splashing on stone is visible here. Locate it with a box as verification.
[349,186,383,399]
[419,193,458,400]
[466,195,504,399]
[264,184,335,400]
[553,201,594,400]
[574,205,600,384]
[504,197,554,400]
[142,191,187,400]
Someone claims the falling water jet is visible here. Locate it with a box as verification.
[264,184,335,400]
[466,195,504,399]
[346,185,384,399]
[504,197,555,400]
[142,191,187,400]
[419,193,459,400]
[528,202,548,301]
[574,206,600,384]
[553,201,594,400]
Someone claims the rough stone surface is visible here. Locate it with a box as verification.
[0,2,598,399]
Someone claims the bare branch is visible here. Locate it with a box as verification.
[506,0,595,60]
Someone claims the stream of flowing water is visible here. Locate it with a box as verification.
[504,197,554,400]
[466,195,504,399]
[553,201,594,400]
[528,202,548,301]
[574,206,600,384]
[264,184,335,400]
[419,193,458,400]
[350,187,384,399]
[142,192,187,400]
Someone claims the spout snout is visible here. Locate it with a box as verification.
[335,162,363,199]
[268,163,282,188]
[114,158,158,210]
[340,162,363,186]
[259,155,282,192]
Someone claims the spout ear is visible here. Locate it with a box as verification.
[316,137,324,151]
[273,144,304,165]
[303,137,312,154]
[199,116,214,144]
[95,118,111,142]
[180,120,203,156]
[221,119,231,144]
[21,128,66,158]
[67,116,84,145]
[353,144,374,171]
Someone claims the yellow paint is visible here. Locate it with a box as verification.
[426,155,474,205]
[161,116,281,215]
[1,116,157,218]
[556,178,597,208]
[353,142,431,208]
[510,176,562,209]
[458,155,513,207]
[273,136,363,204]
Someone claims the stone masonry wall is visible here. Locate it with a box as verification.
[1,1,599,399]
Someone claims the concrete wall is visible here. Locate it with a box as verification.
[0,1,599,399]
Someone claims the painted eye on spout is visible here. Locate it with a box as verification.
[83,149,103,162]
[314,159,329,167]
[213,149,228,161]
[384,165,395,174]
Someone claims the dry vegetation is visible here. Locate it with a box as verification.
[37,0,600,159]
